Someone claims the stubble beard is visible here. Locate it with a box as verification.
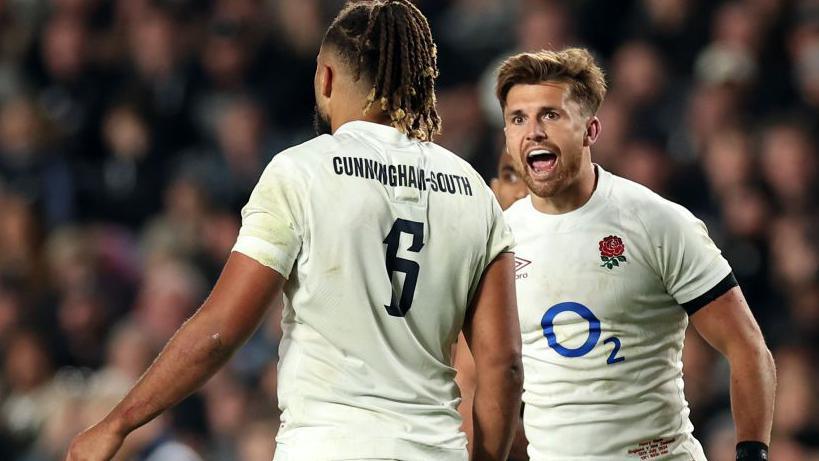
[520,156,580,200]
[523,170,562,198]
[313,105,332,136]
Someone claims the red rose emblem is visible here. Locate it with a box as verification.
[599,236,625,257]
[599,235,627,269]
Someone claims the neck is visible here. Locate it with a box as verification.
[331,99,391,133]
[531,161,598,214]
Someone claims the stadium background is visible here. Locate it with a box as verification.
[0,0,817,459]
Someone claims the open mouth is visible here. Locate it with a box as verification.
[526,149,558,175]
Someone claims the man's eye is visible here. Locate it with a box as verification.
[543,111,559,120]
[503,171,519,182]
[511,116,524,124]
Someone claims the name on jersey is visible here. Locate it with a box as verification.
[332,156,473,196]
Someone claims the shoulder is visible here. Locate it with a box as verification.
[606,173,701,233]
[250,136,336,196]
[259,134,338,181]
[430,141,485,179]
[427,140,497,200]
[273,134,338,166]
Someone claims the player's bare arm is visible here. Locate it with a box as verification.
[690,285,776,460]
[463,252,523,461]
[507,413,529,461]
[66,252,282,461]
[454,335,528,461]
[453,333,476,453]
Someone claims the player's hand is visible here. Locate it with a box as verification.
[65,421,125,461]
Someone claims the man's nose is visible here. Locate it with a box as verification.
[525,120,546,142]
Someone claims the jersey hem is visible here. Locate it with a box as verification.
[275,431,467,460]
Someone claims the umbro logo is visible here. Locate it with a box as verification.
[515,257,531,280]
[514,257,531,272]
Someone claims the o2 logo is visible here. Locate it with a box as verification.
[541,302,625,365]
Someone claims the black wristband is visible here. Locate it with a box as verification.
[736,441,769,461]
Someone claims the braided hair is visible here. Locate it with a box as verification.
[323,0,441,142]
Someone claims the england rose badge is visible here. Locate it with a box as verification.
[599,235,627,270]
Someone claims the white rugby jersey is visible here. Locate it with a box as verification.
[232,121,512,460]
[505,166,734,461]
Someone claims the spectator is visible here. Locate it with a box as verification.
[77,101,163,227]
[0,330,58,457]
[130,257,206,349]
[759,120,817,213]
[0,97,74,227]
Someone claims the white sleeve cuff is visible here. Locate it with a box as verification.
[232,235,294,278]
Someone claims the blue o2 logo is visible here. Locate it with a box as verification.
[541,302,600,357]
[541,302,625,365]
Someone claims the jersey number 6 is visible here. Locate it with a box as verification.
[383,219,424,317]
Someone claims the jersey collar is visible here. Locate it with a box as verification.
[520,164,613,231]
[334,121,414,145]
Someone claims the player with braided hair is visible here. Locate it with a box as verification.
[66,2,522,460]
[317,0,441,141]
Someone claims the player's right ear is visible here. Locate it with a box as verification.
[319,64,334,99]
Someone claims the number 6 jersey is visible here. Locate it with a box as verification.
[505,165,734,461]
[232,121,513,460]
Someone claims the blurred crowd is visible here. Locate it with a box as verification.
[0,0,817,460]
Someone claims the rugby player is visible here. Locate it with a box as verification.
[66,2,522,460]
[497,48,775,461]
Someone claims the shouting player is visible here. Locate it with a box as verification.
[66,2,522,460]
[496,48,775,461]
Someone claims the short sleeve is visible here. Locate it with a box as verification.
[649,202,732,309]
[232,155,306,278]
[484,192,515,267]
[467,188,515,304]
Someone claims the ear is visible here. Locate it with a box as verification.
[583,116,601,147]
[319,63,334,99]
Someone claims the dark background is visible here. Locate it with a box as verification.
[0,0,817,460]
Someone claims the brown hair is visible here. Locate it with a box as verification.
[496,48,607,115]
[324,0,441,141]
